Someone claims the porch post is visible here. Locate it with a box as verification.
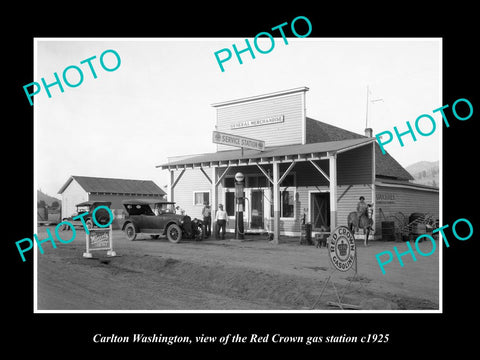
[211,167,217,233]
[272,160,280,244]
[329,154,338,230]
[168,170,175,202]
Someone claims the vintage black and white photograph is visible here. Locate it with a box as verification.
[33,37,442,312]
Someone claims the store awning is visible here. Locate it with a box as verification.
[157,138,375,170]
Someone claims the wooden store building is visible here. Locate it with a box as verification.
[157,87,439,242]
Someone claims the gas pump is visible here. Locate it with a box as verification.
[234,172,245,240]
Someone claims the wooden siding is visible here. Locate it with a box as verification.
[172,168,212,220]
[374,185,439,236]
[337,144,373,185]
[60,179,88,219]
[337,184,373,228]
[216,92,304,150]
[257,184,372,235]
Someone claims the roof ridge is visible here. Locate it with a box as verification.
[58,176,166,195]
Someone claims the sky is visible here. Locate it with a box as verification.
[35,38,441,198]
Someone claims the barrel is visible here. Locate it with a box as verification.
[382,221,395,241]
[300,223,312,245]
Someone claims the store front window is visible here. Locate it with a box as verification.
[194,191,210,206]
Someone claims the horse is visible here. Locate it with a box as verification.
[347,204,374,246]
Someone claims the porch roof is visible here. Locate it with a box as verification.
[157,138,375,170]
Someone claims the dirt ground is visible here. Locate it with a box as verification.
[35,226,440,311]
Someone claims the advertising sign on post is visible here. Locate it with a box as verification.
[83,226,116,258]
[311,226,365,310]
[328,226,356,272]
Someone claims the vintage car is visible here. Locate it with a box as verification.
[60,201,112,230]
[120,199,204,243]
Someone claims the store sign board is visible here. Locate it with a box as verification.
[231,115,284,129]
[212,131,265,151]
[376,192,396,204]
[83,226,116,258]
[328,226,356,272]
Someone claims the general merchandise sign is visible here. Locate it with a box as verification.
[231,115,284,129]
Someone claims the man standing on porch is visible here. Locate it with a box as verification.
[215,204,229,240]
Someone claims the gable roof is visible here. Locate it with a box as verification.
[306,117,365,143]
[306,117,414,181]
[58,176,166,196]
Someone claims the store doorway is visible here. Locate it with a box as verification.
[250,189,264,229]
[310,192,330,230]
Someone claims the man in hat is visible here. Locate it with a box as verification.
[202,202,212,238]
[215,204,229,240]
[357,196,368,217]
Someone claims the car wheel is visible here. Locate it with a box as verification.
[125,223,137,241]
[166,224,182,243]
[61,219,70,231]
[196,225,205,241]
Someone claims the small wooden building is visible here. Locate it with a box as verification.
[58,175,166,229]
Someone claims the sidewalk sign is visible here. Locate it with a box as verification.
[311,226,367,310]
[83,226,116,258]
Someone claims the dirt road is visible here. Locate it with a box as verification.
[36,227,439,311]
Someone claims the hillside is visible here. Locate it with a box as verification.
[37,190,61,207]
[405,160,439,188]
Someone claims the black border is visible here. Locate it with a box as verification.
[6,5,478,354]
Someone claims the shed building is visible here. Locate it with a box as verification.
[58,175,166,229]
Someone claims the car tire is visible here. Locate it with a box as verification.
[196,225,205,241]
[166,224,182,243]
[61,219,70,231]
[125,223,137,241]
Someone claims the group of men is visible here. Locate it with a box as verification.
[197,196,372,240]
[201,203,229,239]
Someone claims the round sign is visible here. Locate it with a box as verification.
[234,172,245,182]
[328,226,356,272]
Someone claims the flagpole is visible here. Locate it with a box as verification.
[365,85,370,129]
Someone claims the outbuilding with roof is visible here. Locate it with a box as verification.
[58,175,166,229]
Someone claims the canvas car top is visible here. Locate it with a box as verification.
[75,200,112,207]
[121,199,174,205]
